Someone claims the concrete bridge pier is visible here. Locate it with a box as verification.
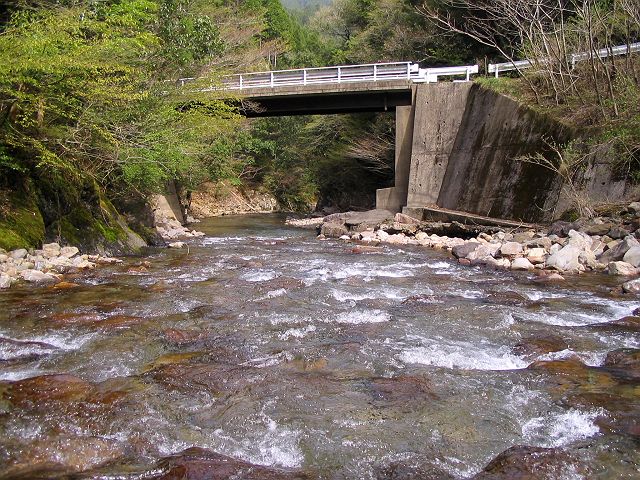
[375,87,416,213]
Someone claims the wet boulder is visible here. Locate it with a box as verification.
[368,375,437,405]
[473,445,580,479]
[0,336,58,364]
[1,374,132,412]
[512,335,569,359]
[607,316,640,332]
[375,461,454,480]
[320,222,349,238]
[483,291,530,307]
[146,362,262,396]
[2,436,124,479]
[603,348,640,378]
[149,447,309,480]
[451,242,480,259]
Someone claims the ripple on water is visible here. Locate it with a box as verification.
[241,270,278,282]
[399,339,530,371]
[522,408,603,447]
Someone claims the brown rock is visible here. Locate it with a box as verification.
[604,348,640,374]
[369,375,437,404]
[375,461,454,480]
[3,436,124,478]
[451,242,480,259]
[52,281,80,290]
[473,445,578,479]
[146,362,260,396]
[512,335,569,359]
[46,312,103,326]
[320,222,349,238]
[150,447,309,480]
[484,291,530,307]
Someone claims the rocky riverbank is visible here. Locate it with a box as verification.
[302,204,640,294]
[0,243,122,289]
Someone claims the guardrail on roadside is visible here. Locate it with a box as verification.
[489,41,640,77]
[177,63,479,90]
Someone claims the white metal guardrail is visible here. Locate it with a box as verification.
[489,41,640,77]
[177,63,478,90]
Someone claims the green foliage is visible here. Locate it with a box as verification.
[157,0,224,73]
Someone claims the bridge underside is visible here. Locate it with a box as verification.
[240,90,412,117]
[231,80,413,117]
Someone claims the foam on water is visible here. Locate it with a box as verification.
[258,288,287,300]
[0,368,47,381]
[300,261,415,283]
[400,340,529,370]
[535,349,608,366]
[522,408,603,447]
[279,325,316,340]
[241,270,277,282]
[331,288,407,302]
[331,309,391,325]
[202,236,245,245]
[0,337,57,361]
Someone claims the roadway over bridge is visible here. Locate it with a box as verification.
[181,62,478,117]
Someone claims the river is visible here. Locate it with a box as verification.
[1,214,639,478]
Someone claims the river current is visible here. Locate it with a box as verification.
[0,214,639,478]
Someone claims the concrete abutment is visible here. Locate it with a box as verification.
[377,83,573,223]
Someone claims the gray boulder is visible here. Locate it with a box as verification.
[321,222,349,238]
[499,242,523,256]
[0,273,12,289]
[622,278,640,294]
[599,236,639,264]
[546,245,582,272]
[623,247,640,267]
[608,261,638,276]
[452,242,480,259]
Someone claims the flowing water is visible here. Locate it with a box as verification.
[0,214,639,478]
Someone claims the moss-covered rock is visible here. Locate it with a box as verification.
[1,168,145,255]
[0,179,45,251]
[46,181,146,256]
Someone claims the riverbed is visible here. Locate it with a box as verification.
[1,214,639,478]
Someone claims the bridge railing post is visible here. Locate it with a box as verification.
[373,64,377,81]
[303,69,307,85]
[407,63,410,80]
[338,66,341,83]
[270,72,274,87]
[239,75,243,89]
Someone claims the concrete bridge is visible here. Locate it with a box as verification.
[183,62,581,223]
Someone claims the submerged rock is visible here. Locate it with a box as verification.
[3,436,124,479]
[149,447,309,480]
[375,461,454,480]
[473,445,580,479]
[368,375,437,405]
[604,348,640,376]
[512,335,569,359]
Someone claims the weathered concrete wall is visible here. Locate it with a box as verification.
[396,83,573,223]
[406,83,473,208]
[436,85,572,222]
